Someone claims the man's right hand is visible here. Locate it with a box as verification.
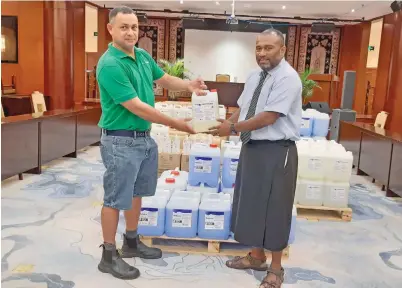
[172,118,196,134]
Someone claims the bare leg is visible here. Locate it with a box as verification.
[260,250,284,287]
[121,197,162,259]
[101,206,119,244]
[251,248,266,261]
[124,197,142,231]
[270,250,283,271]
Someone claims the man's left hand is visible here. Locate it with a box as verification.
[208,119,232,137]
[188,77,208,96]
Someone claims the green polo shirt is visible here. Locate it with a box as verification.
[96,43,165,131]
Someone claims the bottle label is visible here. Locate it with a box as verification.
[194,157,212,173]
[193,102,217,121]
[308,158,322,171]
[205,211,225,230]
[306,185,321,199]
[139,208,158,226]
[301,118,310,129]
[230,159,239,175]
[330,187,346,201]
[172,209,192,228]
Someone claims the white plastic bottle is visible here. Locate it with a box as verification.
[191,90,220,133]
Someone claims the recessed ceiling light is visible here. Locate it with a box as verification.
[282,5,286,10]
[351,9,355,12]
[180,0,183,4]
[215,1,220,5]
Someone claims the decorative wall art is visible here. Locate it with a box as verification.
[168,19,184,62]
[285,25,297,67]
[297,26,341,74]
[137,19,166,96]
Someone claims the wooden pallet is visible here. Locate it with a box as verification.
[296,204,352,222]
[141,235,289,258]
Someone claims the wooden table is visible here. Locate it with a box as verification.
[1,105,101,181]
[339,121,402,197]
[1,94,51,116]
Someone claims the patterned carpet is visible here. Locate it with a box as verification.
[1,147,402,288]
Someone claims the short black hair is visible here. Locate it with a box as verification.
[260,28,285,46]
[109,6,135,23]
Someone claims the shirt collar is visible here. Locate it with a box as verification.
[108,42,138,59]
[262,58,285,76]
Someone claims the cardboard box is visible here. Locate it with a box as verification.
[181,154,190,172]
[158,153,181,176]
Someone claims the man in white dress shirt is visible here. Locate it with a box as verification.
[209,28,302,288]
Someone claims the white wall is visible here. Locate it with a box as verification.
[184,29,263,83]
[85,3,98,53]
[366,18,383,68]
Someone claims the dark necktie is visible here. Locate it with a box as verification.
[240,70,269,143]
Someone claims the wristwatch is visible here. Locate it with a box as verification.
[230,123,238,135]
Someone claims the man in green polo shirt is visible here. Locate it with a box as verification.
[96,6,207,280]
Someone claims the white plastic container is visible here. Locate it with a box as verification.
[155,188,173,201]
[297,141,327,180]
[191,90,220,133]
[198,197,232,240]
[138,196,168,236]
[222,145,241,189]
[155,102,172,117]
[188,143,221,188]
[171,190,201,203]
[165,197,199,238]
[296,179,324,206]
[201,192,231,203]
[312,112,330,137]
[325,151,353,182]
[323,181,350,208]
[157,177,187,192]
[187,183,219,196]
[160,169,189,182]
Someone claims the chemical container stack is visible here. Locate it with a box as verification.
[296,138,353,208]
[198,193,232,240]
[138,195,169,236]
[165,191,201,238]
[300,109,330,138]
[221,142,242,195]
[188,143,221,195]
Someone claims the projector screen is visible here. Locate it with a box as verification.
[184,29,286,83]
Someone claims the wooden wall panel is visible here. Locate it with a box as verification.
[373,16,394,115]
[337,23,370,113]
[1,1,45,95]
[43,1,74,109]
[72,2,86,105]
[374,11,402,134]
[384,11,402,134]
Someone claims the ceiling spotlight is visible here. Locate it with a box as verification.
[282,5,286,10]
[351,8,355,12]
[180,0,183,4]
[216,1,220,5]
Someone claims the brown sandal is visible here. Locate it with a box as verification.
[226,253,268,271]
[259,266,285,288]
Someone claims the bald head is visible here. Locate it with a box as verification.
[255,28,286,71]
[258,28,285,46]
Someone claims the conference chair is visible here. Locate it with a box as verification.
[31,91,47,113]
[216,74,230,82]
